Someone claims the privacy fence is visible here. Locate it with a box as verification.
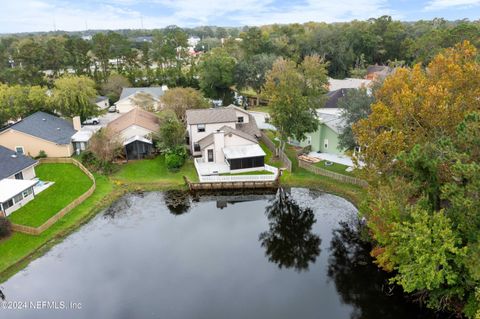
[259,131,292,172]
[298,160,368,188]
[11,158,96,235]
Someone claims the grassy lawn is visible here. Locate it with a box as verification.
[314,160,354,176]
[113,155,198,185]
[0,174,116,282]
[220,170,273,176]
[8,164,93,228]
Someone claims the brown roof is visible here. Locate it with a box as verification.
[107,108,160,134]
[186,108,237,125]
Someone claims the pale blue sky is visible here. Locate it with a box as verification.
[0,0,479,33]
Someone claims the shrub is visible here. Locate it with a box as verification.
[80,150,117,174]
[0,217,12,240]
[165,147,187,171]
[35,150,47,159]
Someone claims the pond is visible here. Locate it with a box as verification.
[0,188,438,319]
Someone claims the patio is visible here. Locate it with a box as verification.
[307,152,358,167]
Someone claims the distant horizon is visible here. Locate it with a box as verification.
[0,17,477,36]
[0,0,479,34]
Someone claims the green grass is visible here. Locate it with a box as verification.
[0,174,116,282]
[220,170,274,176]
[314,160,354,176]
[8,164,93,227]
[113,156,198,185]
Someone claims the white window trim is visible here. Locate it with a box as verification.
[15,146,24,154]
[323,139,329,149]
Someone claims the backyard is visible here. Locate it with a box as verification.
[314,160,354,176]
[113,156,198,185]
[8,164,93,227]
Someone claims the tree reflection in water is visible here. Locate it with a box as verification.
[328,220,439,319]
[164,190,191,216]
[259,188,321,272]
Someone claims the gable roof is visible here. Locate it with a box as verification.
[366,65,392,75]
[118,87,165,101]
[95,96,109,103]
[328,78,372,91]
[107,108,160,134]
[317,112,346,134]
[6,111,76,144]
[197,125,258,149]
[325,88,351,109]
[0,145,38,179]
[186,107,238,125]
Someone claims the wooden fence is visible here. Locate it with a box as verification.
[11,158,96,235]
[298,160,368,188]
[259,131,292,172]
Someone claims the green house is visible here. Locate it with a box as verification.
[294,111,345,155]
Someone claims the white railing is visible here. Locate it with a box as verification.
[197,164,279,183]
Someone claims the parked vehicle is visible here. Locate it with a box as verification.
[108,105,117,113]
[83,117,99,125]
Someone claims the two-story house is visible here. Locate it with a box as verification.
[186,105,264,175]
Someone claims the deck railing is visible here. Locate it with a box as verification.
[197,164,279,183]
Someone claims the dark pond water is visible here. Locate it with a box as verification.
[0,188,438,319]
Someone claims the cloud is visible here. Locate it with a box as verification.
[425,0,480,10]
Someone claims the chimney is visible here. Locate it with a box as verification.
[73,116,81,131]
[213,130,225,164]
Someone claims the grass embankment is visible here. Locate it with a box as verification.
[0,175,115,282]
[260,132,366,206]
[8,164,93,227]
[314,160,354,177]
[0,156,198,282]
[113,156,198,186]
[220,170,273,176]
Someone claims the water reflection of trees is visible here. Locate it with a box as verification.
[259,188,321,272]
[328,221,435,319]
[164,190,191,215]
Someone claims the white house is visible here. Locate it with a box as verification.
[328,78,372,91]
[186,105,265,175]
[114,87,167,114]
[0,145,38,180]
[0,179,37,217]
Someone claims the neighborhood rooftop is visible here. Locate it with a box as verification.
[7,111,76,145]
[186,107,238,125]
[328,78,372,91]
[107,107,160,133]
[0,145,38,179]
[119,87,165,101]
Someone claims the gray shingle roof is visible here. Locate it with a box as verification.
[9,111,76,144]
[317,112,346,134]
[197,125,258,150]
[0,145,38,179]
[325,88,351,109]
[119,87,165,101]
[186,108,238,125]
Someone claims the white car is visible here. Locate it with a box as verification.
[82,117,100,125]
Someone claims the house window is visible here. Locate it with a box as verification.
[15,146,24,155]
[324,139,329,149]
[22,188,32,197]
[197,124,205,132]
[14,172,23,180]
[306,136,312,145]
[2,199,14,210]
[13,193,23,204]
[193,143,200,152]
[207,149,214,162]
[237,116,244,123]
